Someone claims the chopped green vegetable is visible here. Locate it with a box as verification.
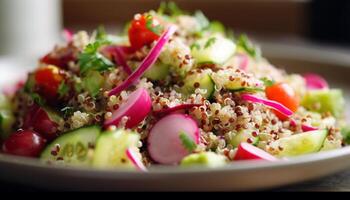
[179,132,197,153]
[158,1,184,16]
[209,21,225,33]
[190,43,200,50]
[58,82,69,98]
[260,77,275,87]
[82,71,105,97]
[204,37,217,49]
[95,25,107,41]
[145,15,162,35]
[78,39,114,75]
[61,106,75,118]
[341,126,350,144]
[181,152,226,167]
[237,34,261,59]
[30,93,45,106]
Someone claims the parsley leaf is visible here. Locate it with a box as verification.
[78,39,114,75]
[260,77,275,87]
[61,106,75,118]
[158,1,184,16]
[204,37,217,49]
[95,25,107,41]
[190,43,200,50]
[145,15,162,35]
[30,93,45,106]
[58,82,69,98]
[179,132,197,153]
[237,34,261,59]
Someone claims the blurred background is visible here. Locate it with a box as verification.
[1,0,350,83]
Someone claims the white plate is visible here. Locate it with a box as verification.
[0,43,349,191]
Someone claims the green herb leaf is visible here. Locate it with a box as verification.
[61,106,75,118]
[145,15,162,35]
[190,43,200,50]
[30,93,45,106]
[78,39,114,75]
[58,82,69,98]
[341,126,350,144]
[157,1,184,16]
[230,87,264,93]
[204,37,217,49]
[260,77,275,87]
[95,25,107,41]
[209,21,225,33]
[237,34,261,59]
[179,132,197,153]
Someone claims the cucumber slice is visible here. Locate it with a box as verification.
[0,94,15,139]
[229,130,259,148]
[180,70,215,99]
[40,126,101,165]
[191,36,236,64]
[82,71,105,97]
[92,129,140,169]
[181,152,227,167]
[143,62,170,81]
[301,89,345,118]
[274,130,328,157]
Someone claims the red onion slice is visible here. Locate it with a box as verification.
[153,104,202,117]
[126,148,147,172]
[303,73,329,90]
[234,143,277,161]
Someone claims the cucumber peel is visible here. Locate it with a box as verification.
[181,152,227,167]
[180,70,215,99]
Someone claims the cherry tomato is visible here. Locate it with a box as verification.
[265,83,300,120]
[35,65,64,101]
[128,14,162,50]
[2,130,46,157]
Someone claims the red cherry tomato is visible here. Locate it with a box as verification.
[35,65,64,101]
[128,14,162,50]
[2,130,46,157]
[265,83,300,120]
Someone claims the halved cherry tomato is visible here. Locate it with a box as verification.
[128,14,162,51]
[35,65,64,101]
[265,83,300,120]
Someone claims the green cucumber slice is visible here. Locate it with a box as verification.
[274,130,328,157]
[191,36,236,64]
[40,126,101,165]
[181,70,215,99]
[229,130,259,148]
[143,62,170,81]
[82,71,105,97]
[92,129,140,169]
[301,89,345,118]
[181,152,227,167]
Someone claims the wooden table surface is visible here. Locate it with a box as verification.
[1,170,350,191]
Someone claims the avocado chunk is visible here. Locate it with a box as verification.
[181,152,227,167]
[301,89,345,118]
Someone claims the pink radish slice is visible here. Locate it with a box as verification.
[108,25,177,96]
[289,119,318,132]
[241,94,293,117]
[234,143,277,161]
[63,29,73,43]
[148,114,199,165]
[237,53,249,71]
[126,148,147,172]
[153,103,202,117]
[303,73,329,90]
[104,46,133,75]
[104,88,152,128]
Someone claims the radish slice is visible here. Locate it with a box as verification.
[108,25,177,96]
[104,46,133,75]
[126,148,147,172]
[104,88,152,128]
[289,119,318,132]
[148,114,199,165]
[63,29,73,43]
[153,104,202,117]
[241,94,293,117]
[237,53,249,71]
[234,143,277,161]
[303,73,329,90]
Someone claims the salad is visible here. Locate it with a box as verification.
[0,2,348,171]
